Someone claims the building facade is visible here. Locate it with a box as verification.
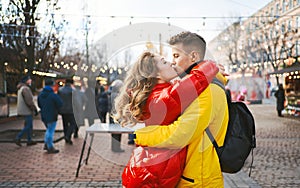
[209,0,300,111]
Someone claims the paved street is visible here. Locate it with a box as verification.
[241,104,300,187]
[0,103,299,187]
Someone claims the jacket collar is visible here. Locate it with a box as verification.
[178,61,200,78]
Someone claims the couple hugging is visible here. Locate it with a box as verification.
[113,31,229,188]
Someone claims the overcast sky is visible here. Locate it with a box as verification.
[55,0,272,42]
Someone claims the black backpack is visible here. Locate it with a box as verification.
[206,80,256,176]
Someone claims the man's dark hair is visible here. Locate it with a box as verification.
[168,31,206,59]
[21,75,31,83]
[65,78,74,84]
[45,78,55,86]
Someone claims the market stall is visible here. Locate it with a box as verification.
[269,62,300,115]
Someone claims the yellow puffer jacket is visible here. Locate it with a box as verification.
[135,84,229,187]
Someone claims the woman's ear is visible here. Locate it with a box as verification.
[156,72,161,79]
[155,73,165,83]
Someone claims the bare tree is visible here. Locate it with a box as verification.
[252,19,299,85]
[0,0,65,77]
[89,43,108,80]
[216,17,299,86]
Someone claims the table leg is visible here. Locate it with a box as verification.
[75,133,88,177]
[85,133,94,165]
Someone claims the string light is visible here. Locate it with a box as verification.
[2,12,298,40]
[2,7,299,78]
[5,10,299,19]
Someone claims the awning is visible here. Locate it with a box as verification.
[269,62,300,75]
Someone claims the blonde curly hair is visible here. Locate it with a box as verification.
[114,51,159,127]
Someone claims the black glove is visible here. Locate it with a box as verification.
[34,109,39,116]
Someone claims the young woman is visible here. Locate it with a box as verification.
[114,51,219,187]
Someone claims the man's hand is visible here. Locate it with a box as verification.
[34,109,39,116]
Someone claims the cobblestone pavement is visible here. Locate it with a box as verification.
[241,104,300,188]
[0,104,298,187]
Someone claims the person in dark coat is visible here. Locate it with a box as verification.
[38,78,63,154]
[58,78,76,144]
[109,80,125,152]
[275,83,285,117]
[73,84,87,138]
[84,80,99,126]
[97,86,109,123]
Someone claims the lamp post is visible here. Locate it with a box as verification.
[85,15,91,78]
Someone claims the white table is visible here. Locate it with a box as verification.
[75,123,144,177]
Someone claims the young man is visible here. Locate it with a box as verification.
[38,78,63,154]
[134,31,229,187]
[15,75,38,146]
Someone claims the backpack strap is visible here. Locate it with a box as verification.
[205,78,227,149]
[211,78,225,90]
[205,128,219,148]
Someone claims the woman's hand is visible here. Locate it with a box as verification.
[217,63,229,76]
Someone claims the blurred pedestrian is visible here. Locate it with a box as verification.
[97,86,109,123]
[275,83,285,117]
[73,83,87,138]
[58,78,76,145]
[15,75,38,147]
[84,80,99,126]
[266,80,271,99]
[38,78,63,154]
[109,79,125,152]
[237,88,247,102]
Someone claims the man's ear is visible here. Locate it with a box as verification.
[190,51,199,62]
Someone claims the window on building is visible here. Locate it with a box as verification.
[270,7,274,21]
[248,38,252,47]
[288,20,292,31]
[280,47,285,59]
[276,46,280,57]
[282,0,286,13]
[297,16,300,28]
[298,0,300,5]
[261,14,264,23]
[276,3,280,16]
[270,29,273,39]
[282,24,286,33]
[289,0,293,9]
[296,40,300,56]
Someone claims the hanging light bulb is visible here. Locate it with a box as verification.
[167,17,170,26]
[129,16,133,25]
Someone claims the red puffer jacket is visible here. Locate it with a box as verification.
[122,61,218,188]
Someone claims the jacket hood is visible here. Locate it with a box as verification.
[40,86,53,98]
[17,82,27,89]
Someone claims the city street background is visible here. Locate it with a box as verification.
[0,101,299,187]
